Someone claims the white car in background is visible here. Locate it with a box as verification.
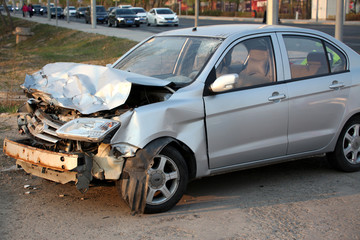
[147,8,178,26]
[131,7,147,24]
[64,6,76,17]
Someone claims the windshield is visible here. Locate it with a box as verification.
[117,9,135,14]
[132,8,145,13]
[50,7,62,12]
[114,36,222,86]
[157,9,173,14]
[96,6,106,12]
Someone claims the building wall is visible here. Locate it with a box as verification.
[312,0,354,19]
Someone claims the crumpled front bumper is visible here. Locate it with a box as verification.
[3,138,81,184]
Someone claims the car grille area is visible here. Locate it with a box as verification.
[19,109,64,144]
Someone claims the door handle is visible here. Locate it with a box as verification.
[268,92,286,102]
[329,81,344,90]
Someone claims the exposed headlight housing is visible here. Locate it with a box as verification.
[56,118,120,142]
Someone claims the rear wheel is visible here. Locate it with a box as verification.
[328,117,360,172]
[145,146,188,213]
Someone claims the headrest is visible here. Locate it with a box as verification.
[307,52,327,64]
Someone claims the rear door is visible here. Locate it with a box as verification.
[277,33,351,154]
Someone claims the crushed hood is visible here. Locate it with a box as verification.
[22,62,171,114]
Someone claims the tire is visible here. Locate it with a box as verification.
[107,20,112,27]
[115,20,119,28]
[144,146,188,213]
[147,22,150,26]
[174,24,178,27]
[136,24,140,27]
[328,117,360,172]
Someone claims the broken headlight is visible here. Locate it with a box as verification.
[56,118,120,142]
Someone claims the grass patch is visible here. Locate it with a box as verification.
[0,104,19,114]
[0,17,137,92]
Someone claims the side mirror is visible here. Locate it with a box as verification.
[210,74,238,93]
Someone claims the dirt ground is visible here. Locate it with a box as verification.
[1,113,360,240]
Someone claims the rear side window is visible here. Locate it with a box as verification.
[284,36,329,79]
[324,42,347,73]
[284,35,347,79]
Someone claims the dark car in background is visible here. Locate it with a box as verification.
[84,5,108,24]
[131,7,147,24]
[76,7,86,18]
[41,6,48,15]
[32,4,43,15]
[50,7,64,19]
[107,8,140,27]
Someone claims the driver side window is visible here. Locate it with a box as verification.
[216,36,276,88]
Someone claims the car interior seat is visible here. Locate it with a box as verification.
[236,46,272,87]
[306,52,329,76]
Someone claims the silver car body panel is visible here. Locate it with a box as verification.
[22,62,170,115]
[110,25,360,178]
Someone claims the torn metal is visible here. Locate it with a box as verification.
[22,62,171,114]
[117,138,173,214]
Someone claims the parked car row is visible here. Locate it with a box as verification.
[82,5,179,27]
[14,4,180,27]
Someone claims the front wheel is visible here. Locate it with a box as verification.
[328,117,360,172]
[145,146,188,213]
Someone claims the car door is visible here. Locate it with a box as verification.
[277,33,351,154]
[147,9,155,24]
[204,34,289,169]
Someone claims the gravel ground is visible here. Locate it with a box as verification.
[1,113,360,240]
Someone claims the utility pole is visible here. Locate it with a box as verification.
[91,0,96,29]
[267,0,279,25]
[194,0,198,29]
[335,0,344,41]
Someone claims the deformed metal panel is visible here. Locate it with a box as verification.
[17,160,77,184]
[21,62,171,115]
[3,138,78,171]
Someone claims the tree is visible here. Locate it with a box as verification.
[0,0,14,34]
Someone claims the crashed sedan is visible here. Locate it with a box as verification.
[4,25,360,214]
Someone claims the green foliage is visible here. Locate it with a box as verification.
[0,104,19,114]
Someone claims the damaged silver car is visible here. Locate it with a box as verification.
[4,25,360,213]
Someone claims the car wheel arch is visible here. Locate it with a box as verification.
[116,136,196,213]
[142,137,197,181]
[335,112,360,146]
[327,113,360,172]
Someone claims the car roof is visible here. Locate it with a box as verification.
[153,8,172,10]
[156,24,326,39]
